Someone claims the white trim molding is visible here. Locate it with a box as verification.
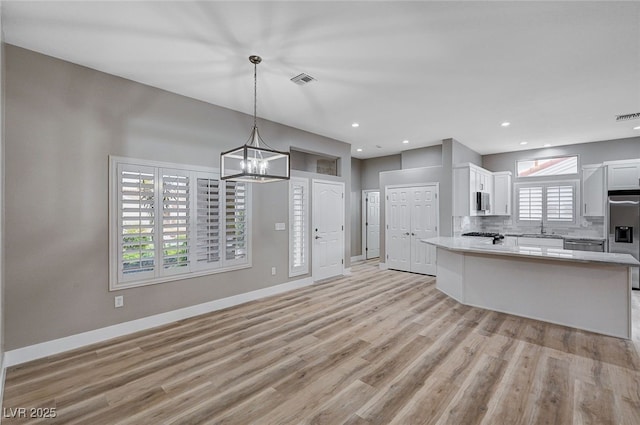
[379,262,388,270]
[4,277,314,367]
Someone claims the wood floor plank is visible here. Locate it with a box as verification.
[2,260,639,425]
[573,379,617,425]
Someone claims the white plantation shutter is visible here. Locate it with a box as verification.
[516,181,577,225]
[289,178,309,276]
[111,157,252,289]
[118,164,157,282]
[225,181,249,265]
[161,170,191,275]
[518,186,543,221]
[547,185,574,221]
[194,174,221,270]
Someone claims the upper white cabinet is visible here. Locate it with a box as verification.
[606,159,640,190]
[454,164,493,216]
[582,164,605,217]
[492,171,512,216]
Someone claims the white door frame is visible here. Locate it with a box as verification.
[312,179,345,281]
[362,189,380,260]
[384,183,439,272]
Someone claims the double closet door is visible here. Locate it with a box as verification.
[386,185,438,275]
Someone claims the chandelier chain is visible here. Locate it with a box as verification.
[253,61,257,129]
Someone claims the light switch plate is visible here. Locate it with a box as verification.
[275,222,286,231]
[115,295,124,308]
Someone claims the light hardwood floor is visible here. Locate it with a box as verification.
[3,261,640,424]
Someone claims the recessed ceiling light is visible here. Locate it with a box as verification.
[402,140,409,144]
[543,143,551,147]
[352,123,359,128]
[634,126,640,130]
[356,148,363,152]
[501,122,511,127]
[520,141,528,145]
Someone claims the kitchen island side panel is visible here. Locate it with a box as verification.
[462,253,630,339]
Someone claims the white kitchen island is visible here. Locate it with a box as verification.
[422,237,640,339]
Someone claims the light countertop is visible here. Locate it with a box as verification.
[422,237,639,267]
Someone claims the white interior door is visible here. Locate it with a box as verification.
[386,187,411,272]
[410,186,438,275]
[386,184,439,275]
[365,191,380,259]
[312,180,345,280]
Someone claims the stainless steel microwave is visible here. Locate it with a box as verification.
[476,192,490,211]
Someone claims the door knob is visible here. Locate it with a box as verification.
[404,232,410,236]
[411,233,415,236]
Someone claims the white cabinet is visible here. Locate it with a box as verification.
[582,164,605,217]
[492,171,512,216]
[503,236,518,247]
[517,237,563,248]
[606,159,640,190]
[453,164,493,216]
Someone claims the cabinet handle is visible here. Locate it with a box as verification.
[505,205,507,214]
[480,183,484,190]
[584,203,587,214]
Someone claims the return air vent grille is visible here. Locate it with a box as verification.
[290,73,316,85]
[615,112,640,121]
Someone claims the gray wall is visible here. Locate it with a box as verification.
[4,45,352,350]
[451,138,482,166]
[401,145,442,169]
[379,166,444,260]
[350,158,363,257]
[361,154,401,190]
[440,138,482,236]
[483,136,640,173]
[0,14,5,366]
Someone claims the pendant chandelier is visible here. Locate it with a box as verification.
[221,55,290,183]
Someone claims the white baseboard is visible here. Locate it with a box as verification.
[4,276,314,367]
[0,353,5,410]
[343,267,352,276]
[379,262,388,270]
[350,255,364,263]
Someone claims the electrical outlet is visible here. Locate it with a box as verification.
[114,295,124,308]
[271,267,276,276]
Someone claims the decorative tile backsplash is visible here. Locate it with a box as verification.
[453,216,605,239]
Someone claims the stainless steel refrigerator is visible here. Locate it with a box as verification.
[608,193,640,289]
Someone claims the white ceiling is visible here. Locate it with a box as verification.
[3,1,640,158]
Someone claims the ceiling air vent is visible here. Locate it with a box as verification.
[615,112,640,121]
[290,73,316,86]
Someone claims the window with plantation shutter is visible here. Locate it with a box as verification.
[110,157,251,290]
[289,177,309,277]
[518,186,543,221]
[516,180,577,225]
[224,181,248,265]
[161,170,190,275]
[118,164,156,282]
[194,174,221,270]
[546,185,574,222]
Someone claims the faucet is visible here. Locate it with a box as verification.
[540,220,546,235]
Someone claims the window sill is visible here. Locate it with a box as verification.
[110,262,252,291]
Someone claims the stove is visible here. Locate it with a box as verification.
[462,232,502,237]
[462,232,505,245]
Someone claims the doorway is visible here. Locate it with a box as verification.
[312,180,345,280]
[362,190,381,259]
[385,184,438,275]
